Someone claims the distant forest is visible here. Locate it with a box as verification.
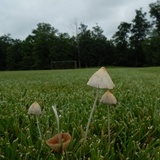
[0,1,160,70]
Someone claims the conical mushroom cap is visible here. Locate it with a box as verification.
[87,67,115,89]
[100,90,117,105]
[28,101,42,115]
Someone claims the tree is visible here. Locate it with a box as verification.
[70,19,81,68]
[143,0,160,66]
[78,23,92,67]
[0,34,13,70]
[6,39,22,70]
[143,35,160,66]
[31,23,58,69]
[20,35,35,70]
[112,22,131,66]
[91,24,109,66]
[55,33,73,61]
[130,8,150,66]
[149,0,160,36]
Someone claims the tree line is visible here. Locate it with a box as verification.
[0,1,160,70]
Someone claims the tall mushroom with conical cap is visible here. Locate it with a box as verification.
[100,90,117,105]
[87,67,115,89]
[84,67,115,142]
[100,90,117,149]
[28,101,42,138]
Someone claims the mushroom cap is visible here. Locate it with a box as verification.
[46,133,72,152]
[87,67,115,89]
[100,90,117,105]
[28,101,42,115]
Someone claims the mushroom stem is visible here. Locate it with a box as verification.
[84,88,99,143]
[108,105,110,150]
[36,115,42,139]
[52,106,61,143]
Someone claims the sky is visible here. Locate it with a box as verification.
[0,0,157,40]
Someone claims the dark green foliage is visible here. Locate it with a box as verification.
[0,2,160,70]
[6,39,22,70]
[143,34,160,66]
[129,8,150,66]
[149,1,160,36]
[0,34,13,70]
[112,22,131,66]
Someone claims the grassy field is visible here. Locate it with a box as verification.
[0,67,160,160]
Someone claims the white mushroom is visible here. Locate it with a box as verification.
[28,101,42,138]
[100,90,117,147]
[87,67,115,89]
[28,101,42,115]
[100,90,117,105]
[84,67,116,143]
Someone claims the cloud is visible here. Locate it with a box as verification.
[0,0,156,40]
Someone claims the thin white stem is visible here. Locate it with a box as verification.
[108,105,110,150]
[36,115,42,139]
[84,88,99,143]
[52,105,61,143]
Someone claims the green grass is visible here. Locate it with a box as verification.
[0,67,160,160]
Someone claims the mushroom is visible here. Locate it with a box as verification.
[28,101,42,115]
[87,67,115,89]
[100,90,117,149]
[100,90,117,105]
[84,67,115,143]
[46,106,72,153]
[28,101,42,138]
[46,133,71,153]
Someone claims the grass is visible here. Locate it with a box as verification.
[0,67,160,159]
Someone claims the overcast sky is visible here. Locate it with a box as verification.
[0,0,157,40]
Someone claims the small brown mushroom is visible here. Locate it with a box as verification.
[46,133,71,153]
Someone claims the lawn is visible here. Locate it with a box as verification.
[0,67,160,159]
